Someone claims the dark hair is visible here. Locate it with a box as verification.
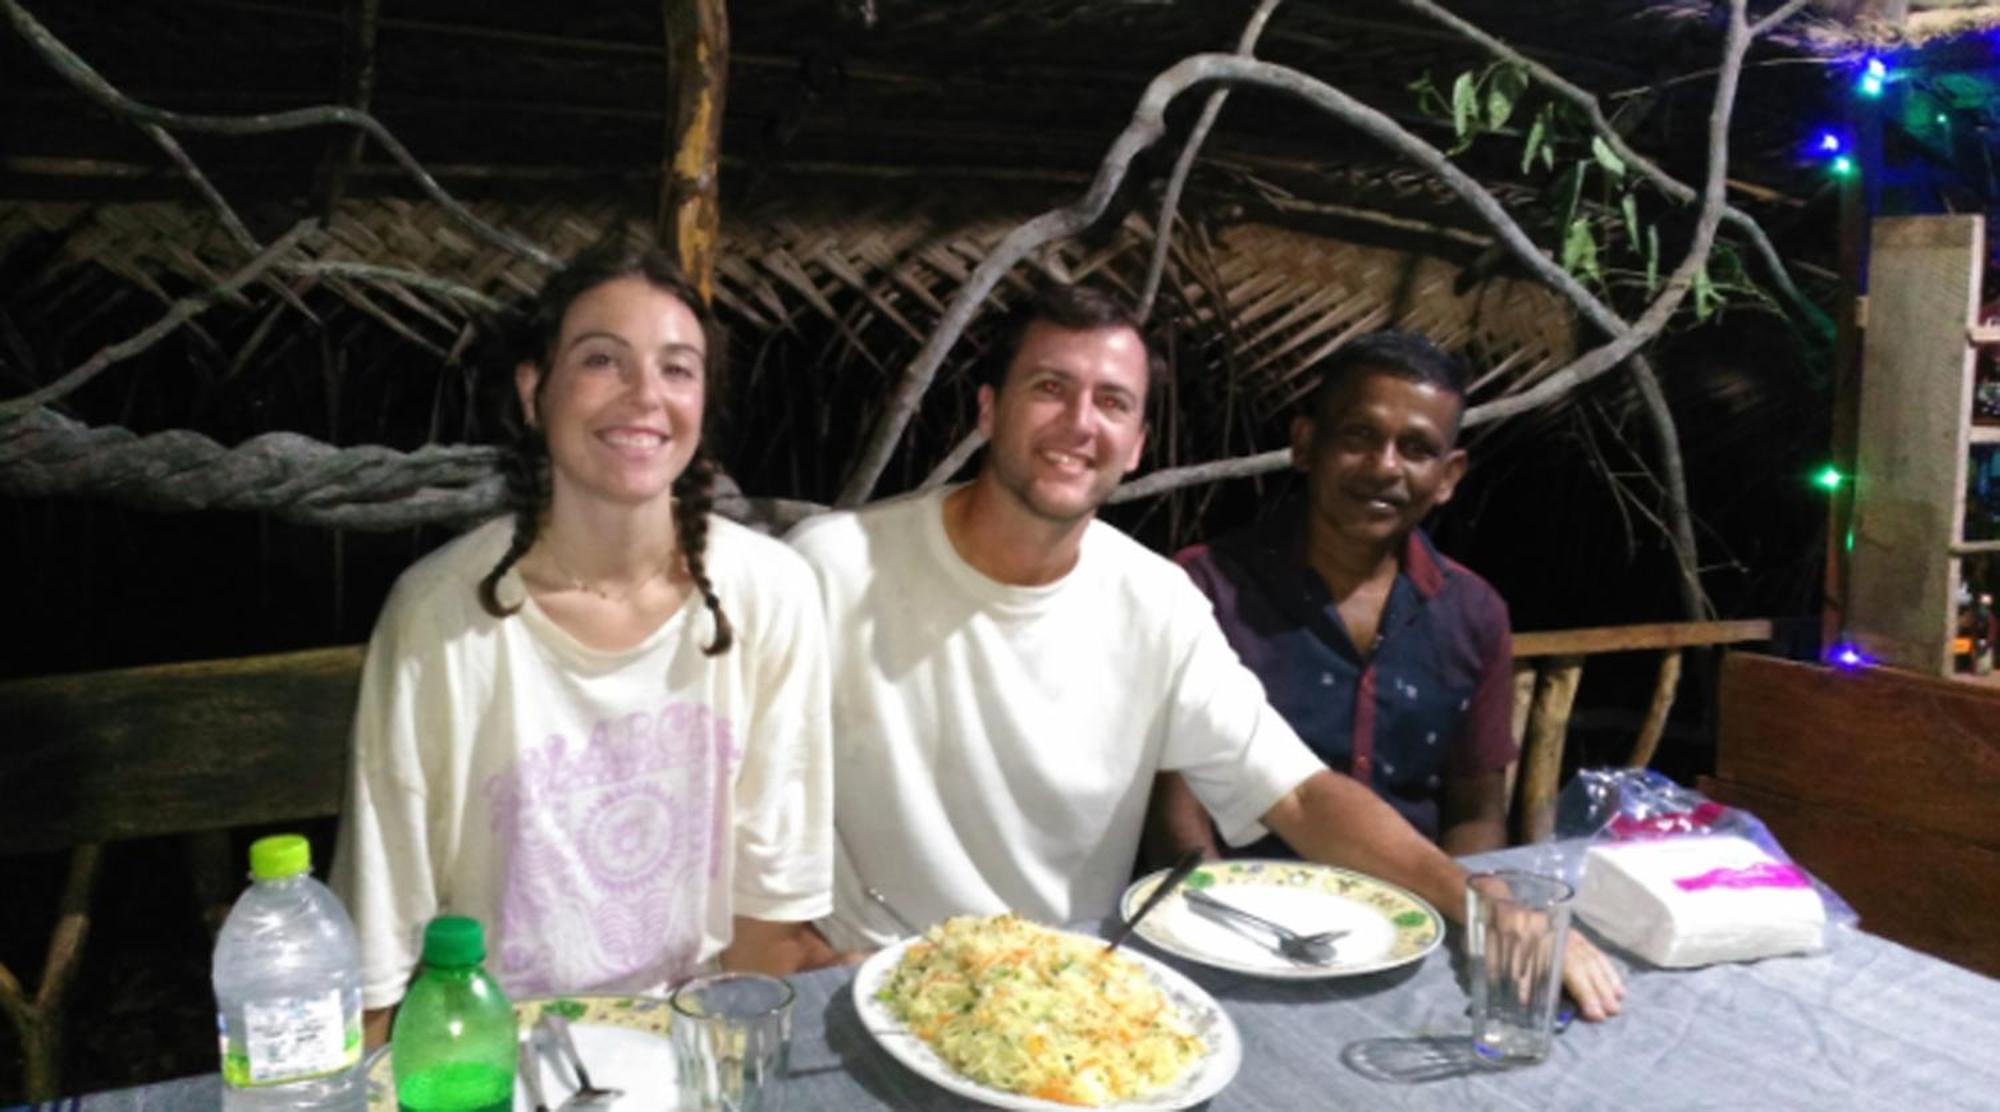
[477,242,735,656]
[1302,329,1468,435]
[977,283,1167,405]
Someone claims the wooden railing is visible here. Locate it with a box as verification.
[1507,619,1774,845]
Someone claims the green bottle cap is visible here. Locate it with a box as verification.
[421,915,486,967]
[248,834,311,881]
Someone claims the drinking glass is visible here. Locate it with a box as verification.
[1466,870,1573,1065]
[670,972,794,1111]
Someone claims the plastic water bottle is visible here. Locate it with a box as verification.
[391,916,515,1111]
[212,833,365,1110]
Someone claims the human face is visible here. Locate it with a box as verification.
[1293,369,1467,551]
[516,275,706,512]
[976,321,1150,526]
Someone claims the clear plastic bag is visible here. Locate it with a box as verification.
[1550,767,1859,932]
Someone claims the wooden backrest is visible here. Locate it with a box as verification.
[0,647,363,857]
[1703,652,2000,975]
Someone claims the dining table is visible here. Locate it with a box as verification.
[22,845,2000,1111]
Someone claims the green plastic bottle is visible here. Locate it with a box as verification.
[390,916,515,1112]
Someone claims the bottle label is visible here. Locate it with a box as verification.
[227,991,360,1085]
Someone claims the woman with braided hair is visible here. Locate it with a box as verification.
[333,243,838,1043]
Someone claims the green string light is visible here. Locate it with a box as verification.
[1814,464,1846,492]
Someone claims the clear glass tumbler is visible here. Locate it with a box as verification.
[1466,870,1574,1066]
[669,972,794,1111]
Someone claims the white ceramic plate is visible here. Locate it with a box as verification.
[1120,859,1444,981]
[364,995,675,1111]
[854,927,1242,1110]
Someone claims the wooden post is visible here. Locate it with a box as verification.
[1506,660,1537,812]
[1516,656,1584,844]
[0,842,104,1101]
[1627,648,1683,771]
[661,0,729,301]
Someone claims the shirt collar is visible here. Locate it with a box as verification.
[1246,499,1450,602]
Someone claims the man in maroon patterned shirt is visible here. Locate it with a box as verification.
[1147,330,1515,862]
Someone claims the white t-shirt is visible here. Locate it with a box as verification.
[332,515,833,1009]
[787,487,1325,950]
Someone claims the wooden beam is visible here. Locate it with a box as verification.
[1511,618,1772,658]
[661,0,729,300]
[0,647,362,857]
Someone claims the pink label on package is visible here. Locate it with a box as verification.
[1671,863,1812,892]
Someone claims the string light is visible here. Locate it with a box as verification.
[1813,464,1847,491]
[1857,56,1888,98]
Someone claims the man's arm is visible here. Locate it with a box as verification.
[1262,769,1624,1020]
[1439,769,1510,856]
[720,918,863,975]
[363,1007,395,1050]
[1142,772,1223,871]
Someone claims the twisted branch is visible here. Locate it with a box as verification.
[0,406,505,530]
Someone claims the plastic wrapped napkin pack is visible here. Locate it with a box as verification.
[1514,768,1860,968]
[1574,834,1827,967]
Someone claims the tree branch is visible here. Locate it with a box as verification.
[0,222,318,419]
[1390,0,1829,340]
[1136,0,1284,321]
[3,0,557,268]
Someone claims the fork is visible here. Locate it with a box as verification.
[1185,889,1348,964]
[519,1034,554,1112]
[537,1012,624,1106]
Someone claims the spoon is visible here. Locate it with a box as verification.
[1185,888,1348,964]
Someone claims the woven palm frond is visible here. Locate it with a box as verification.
[0,187,1577,439]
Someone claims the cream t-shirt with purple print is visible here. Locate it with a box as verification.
[334,515,833,1009]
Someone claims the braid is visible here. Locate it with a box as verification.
[673,451,734,656]
[478,427,549,618]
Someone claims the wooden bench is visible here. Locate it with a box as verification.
[0,647,361,1101]
[1701,652,2000,977]
[1508,619,1774,844]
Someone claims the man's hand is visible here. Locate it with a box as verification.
[1561,930,1625,1021]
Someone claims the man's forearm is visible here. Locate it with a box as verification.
[1264,769,1470,923]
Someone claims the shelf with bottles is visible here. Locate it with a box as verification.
[1951,553,1999,678]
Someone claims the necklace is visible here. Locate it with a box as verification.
[541,546,672,603]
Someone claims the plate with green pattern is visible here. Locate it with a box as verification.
[1120,860,1444,980]
[363,993,673,1110]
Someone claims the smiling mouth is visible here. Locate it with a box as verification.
[598,428,670,453]
[1038,448,1092,474]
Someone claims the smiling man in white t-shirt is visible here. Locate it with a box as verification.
[789,284,1624,1022]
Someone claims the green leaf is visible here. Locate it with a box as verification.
[1521,111,1547,175]
[1542,142,1556,171]
[1622,193,1641,251]
[1486,65,1527,131]
[1562,218,1599,281]
[1646,224,1661,293]
[1591,135,1626,179]
[1694,261,1716,320]
[1409,74,1448,119]
[1553,160,1586,230]
[1452,72,1478,140]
